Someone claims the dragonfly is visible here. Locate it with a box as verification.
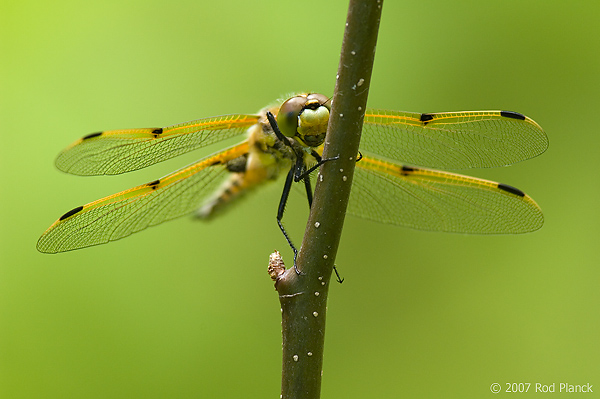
[37,93,547,259]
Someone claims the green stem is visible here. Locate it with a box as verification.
[274,1,383,398]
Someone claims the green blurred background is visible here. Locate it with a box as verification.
[2,0,599,397]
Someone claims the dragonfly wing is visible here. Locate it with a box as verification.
[55,114,258,175]
[348,156,543,234]
[362,109,548,169]
[37,142,250,253]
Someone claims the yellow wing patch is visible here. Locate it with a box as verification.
[362,109,547,169]
[55,114,258,176]
[37,142,250,253]
[350,155,543,234]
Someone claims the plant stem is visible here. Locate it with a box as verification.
[274,1,383,398]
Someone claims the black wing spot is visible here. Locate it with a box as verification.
[500,111,526,121]
[356,151,363,162]
[82,132,103,140]
[401,165,416,175]
[59,205,84,221]
[498,183,525,197]
[151,128,163,138]
[420,113,434,124]
[147,180,161,190]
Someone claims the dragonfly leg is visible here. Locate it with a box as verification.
[277,165,302,275]
[295,154,340,182]
[303,173,313,209]
[333,266,344,284]
[266,111,290,144]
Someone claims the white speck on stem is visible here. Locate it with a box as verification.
[321,281,326,286]
[279,291,305,298]
[358,106,362,111]
[313,311,318,317]
[357,78,364,86]
[314,291,320,296]
[318,276,323,280]
[323,254,328,259]
[343,176,347,181]
[307,352,313,356]
[339,113,344,117]
[339,168,344,173]
[351,50,356,55]
[293,355,299,362]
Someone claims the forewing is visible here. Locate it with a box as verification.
[37,142,249,253]
[362,109,548,169]
[55,114,258,175]
[348,156,543,234]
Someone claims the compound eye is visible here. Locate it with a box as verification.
[276,96,307,137]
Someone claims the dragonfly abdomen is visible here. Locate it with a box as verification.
[196,124,293,220]
[196,172,252,219]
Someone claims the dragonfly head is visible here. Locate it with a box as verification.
[276,93,331,148]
